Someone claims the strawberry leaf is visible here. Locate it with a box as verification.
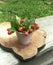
[16,15,21,24]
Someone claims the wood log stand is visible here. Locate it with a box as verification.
[0,22,46,60]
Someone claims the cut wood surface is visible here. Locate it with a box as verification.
[0,22,46,60]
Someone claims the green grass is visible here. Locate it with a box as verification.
[0,0,53,22]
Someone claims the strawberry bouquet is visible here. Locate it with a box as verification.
[7,16,39,36]
[7,15,40,44]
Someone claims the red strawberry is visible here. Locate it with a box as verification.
[8,31,12,35]
[22,26,26,30]
[35,25,40,29]
[18,27,23,32]
[24,32,28,36]
[7,28,10,31]
[31,24,35,29]
[21,19,25,23]
[29,29,33,33]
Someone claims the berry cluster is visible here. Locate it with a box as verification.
[7,16,40,36]
[7,28,12,35]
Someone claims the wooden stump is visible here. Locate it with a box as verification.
[0,22,46,60]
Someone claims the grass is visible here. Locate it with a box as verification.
[0,0,53,22]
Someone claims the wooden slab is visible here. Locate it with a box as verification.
[0,22,46,60]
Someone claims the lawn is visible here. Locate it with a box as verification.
[0,0,53,22]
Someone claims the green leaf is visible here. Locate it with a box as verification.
[10,27,15,33]
[16,15,21,24]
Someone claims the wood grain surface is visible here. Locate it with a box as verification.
[0,22,46,60]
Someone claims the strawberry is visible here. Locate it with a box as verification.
[35,25,40,29]
[24,32,28,36]
[22,26,26,30]
[21,19,25,23]
[29,29,33,33]
[7,28,10,31]
[18,27,23,32]
[31,24,35,29]
[8,31,12,35]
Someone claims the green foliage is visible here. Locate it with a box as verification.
[0,0,53,18]
[0,0,53,33]
[0,0,53,23]
[10,15,35,32]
